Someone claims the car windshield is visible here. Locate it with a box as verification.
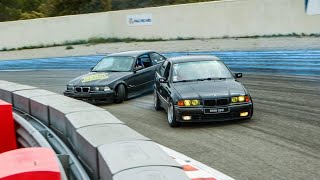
[172,60,233,82]
[92,56,135,72]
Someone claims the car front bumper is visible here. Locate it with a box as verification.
[174,103,253,122]
[64,90,115,104]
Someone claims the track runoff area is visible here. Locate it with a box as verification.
[0,49,319,180]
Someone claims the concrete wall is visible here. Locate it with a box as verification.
[110,0,320,39]
[1,0,320,49]
[0,13,110,49]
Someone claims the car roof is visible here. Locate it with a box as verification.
[168,55,221,63]
[108,50,154,57]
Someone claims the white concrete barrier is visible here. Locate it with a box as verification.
[0,80,188,180]
[0,13,110,49]
[1,0,320,49]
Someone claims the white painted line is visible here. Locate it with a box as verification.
[185,170,215,179]
[158,144,235,180]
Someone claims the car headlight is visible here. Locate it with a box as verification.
[66,84,74,91]
[104,86,111,91]
[94,87,100,91]
[191,100,200,106]
[177,99,201,106]
[231,95,250,103]
[92,86,111,91]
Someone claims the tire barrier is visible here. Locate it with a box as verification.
[0,148,61,180]
[13,112,69,180]
[0,100,17,153]
[0,80,189,180]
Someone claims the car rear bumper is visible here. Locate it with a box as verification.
[64,90,115,104]
[174,103,253,122]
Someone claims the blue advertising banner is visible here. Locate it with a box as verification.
[127,14,153,26]
[306,0,320,15]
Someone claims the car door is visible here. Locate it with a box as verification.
[148,52,166,86]
[126,53,155,97]
[156,61,172,110]
[150,52,166,65]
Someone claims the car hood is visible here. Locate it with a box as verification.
[67,72,132,86]
[172,79,247,99]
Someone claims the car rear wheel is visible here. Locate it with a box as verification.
[114,84,126,103]
[154,89,162,110]
[167,101,180,127]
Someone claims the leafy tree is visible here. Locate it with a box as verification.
[18,0,44,12]
[0,0,217,22]
[0,0,46,21]
[20,11,45,20]
[0,0,22,21]
[112,0,216,10]
[40,0,111,17]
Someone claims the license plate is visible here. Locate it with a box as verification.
[204,107,229,114]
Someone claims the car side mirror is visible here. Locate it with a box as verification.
[234,73,243,78]
[159,77,167,83]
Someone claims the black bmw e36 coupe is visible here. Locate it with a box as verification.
[154,55,253,127]
[64,50,166,104]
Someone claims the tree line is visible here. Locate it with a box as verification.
[0,0,214,22]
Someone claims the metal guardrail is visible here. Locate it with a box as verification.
[13,110,89,180]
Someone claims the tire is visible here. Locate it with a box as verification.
[154,89,162,110]
[114,84,126,103]
[167,101,180,127]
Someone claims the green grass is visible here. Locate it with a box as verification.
[17,44,45,50]
[1,33,320,52]
[65,45,74,50]
[87,37,167,44]
[224,33,320,39]
[0,37,170,51]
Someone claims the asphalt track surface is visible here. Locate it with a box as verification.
[1,70,319,180]
[1,50,320,76]
[0,50,319,180]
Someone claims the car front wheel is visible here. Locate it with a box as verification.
[167,101,180,127]
[114,84,126,103]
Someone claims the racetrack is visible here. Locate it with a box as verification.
[1,70,319,180]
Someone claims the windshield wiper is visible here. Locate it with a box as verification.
[196,78,211,81]
[174,77,227,83]
[197,77,227,81]
[106,70,122,72]
[173,79,197,83]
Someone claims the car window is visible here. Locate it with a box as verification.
[163,62,171,79]
[172,60,233,82]
[150,52,165,64]
[158,60,168,77]
[137,54,152,68]
[92,56,135,72]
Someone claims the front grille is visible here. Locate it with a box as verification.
[204,100,216,106]
[217,99,228,106]
[203,98,229,107]
[75,87,90,93]
[82,87,90,92]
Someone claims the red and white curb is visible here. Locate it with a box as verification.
[158,144,235,180]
